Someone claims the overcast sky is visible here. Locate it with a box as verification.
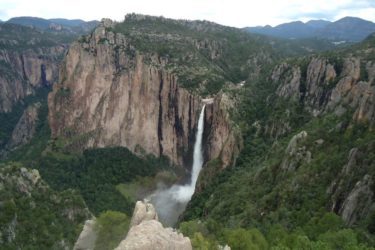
[1,0,375,27]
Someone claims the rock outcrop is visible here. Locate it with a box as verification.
[0,46,66,113]
[48,19,239,168]
[116,220,192,250]
[339,175,373,226]
[273,56,375,128]
[73,219,97,250]
[130,200,158,227]
[280,131,311,172]
[0,164,91,248]
[328,147,375,226]
[115,200,192,250]
[6,103,41,149]
[204,94,242,168]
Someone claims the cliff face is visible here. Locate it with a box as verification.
[204,94,242,168]
[271,56,375,226]
[48,20,238,168]
[328,146,374,226]
[273,56,374,128]
[0,46,65,113]
[6,103,41,150]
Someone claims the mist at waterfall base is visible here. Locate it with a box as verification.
[150,105,206,226]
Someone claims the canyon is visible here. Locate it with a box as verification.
[0,14,374,250]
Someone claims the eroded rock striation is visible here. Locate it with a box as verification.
[0,46,66,113]
[204,94,242,168]
[328,147,375,226]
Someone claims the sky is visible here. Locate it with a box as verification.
[0,0,375,27]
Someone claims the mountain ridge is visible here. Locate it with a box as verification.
[6,16,99,34]
[245,16,375,42]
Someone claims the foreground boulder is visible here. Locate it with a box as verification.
[115,200,192,250]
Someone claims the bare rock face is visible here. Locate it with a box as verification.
[328,147,375,226]
[204,94,242,168]
[116,220,192,250]
[273,56,375,127]
[280,131,311,172]
[6,103,41,149]
[115,201,192,250]
[340,175,373,226]
[48,19,239,168]
[274,63,301,102]
[48,40,199,166]
[0,46,65,113]
[73,219,97,250]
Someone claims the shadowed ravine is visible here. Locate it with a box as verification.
[150,105,206,226]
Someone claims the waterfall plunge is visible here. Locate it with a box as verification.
[150,105,206,226]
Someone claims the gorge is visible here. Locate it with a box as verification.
[0,13,374,250]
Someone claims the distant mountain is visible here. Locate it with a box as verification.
[305,20,330,29]
[246,20,328,39]
[48,18,87,27]
[317,17,375,42]
[6,16,99,34]
[7,16,52,29]
[250,21,307,39]
[245,16,375,42]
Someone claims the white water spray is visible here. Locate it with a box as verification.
[150,105,206,226]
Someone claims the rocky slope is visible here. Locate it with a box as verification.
[0,163,91,249]
[5,102,41,150]
[48,18,243,168]
[272,52,374,130]
[182,31,375,249]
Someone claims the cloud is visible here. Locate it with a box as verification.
[0,0,374,27]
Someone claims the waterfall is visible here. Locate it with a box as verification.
[150,105,206,226]
[190,104,206,190]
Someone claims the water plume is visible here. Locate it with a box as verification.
[150,105,206,226]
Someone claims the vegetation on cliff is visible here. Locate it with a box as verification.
[181,31,375,249]
[0,163,91,249]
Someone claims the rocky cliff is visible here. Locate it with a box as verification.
[272,55,374,128]
[0,45,66,113]
[5,102,41,150]
[272,50,375,225]
[328,145,374,226]
[48,19,239,168]
[204,94,242,168]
